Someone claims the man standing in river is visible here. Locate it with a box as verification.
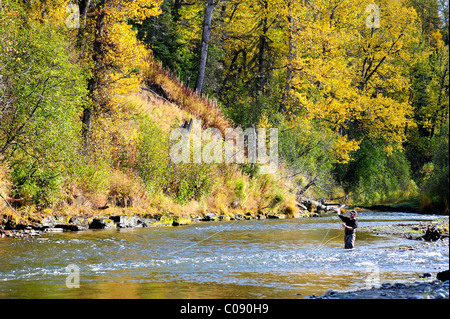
[338,210,358,249]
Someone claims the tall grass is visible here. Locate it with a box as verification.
[143,57,231,135]
[0,161,11,215]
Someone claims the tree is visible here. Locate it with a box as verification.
[215,0,289,126]
[76,0,162,152]
[195,0,216,94]
[134,0,195,79]
[279,0,294,114]
[0,0,87,204]
[420,121,449,213]
[285,0,422,162]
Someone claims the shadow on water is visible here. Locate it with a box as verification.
[0,211,448,298]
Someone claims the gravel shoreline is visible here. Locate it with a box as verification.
[307,279,449,299]
[360,219,449,241]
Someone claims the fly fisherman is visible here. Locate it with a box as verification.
[337,210,358,249]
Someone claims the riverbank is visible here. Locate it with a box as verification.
[307,279,449,299]
[359,200,420,214]
[0,210,308,239]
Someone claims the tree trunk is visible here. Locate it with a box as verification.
[296,176,318,197]
[78,0,91,27]
[172,0,182,23]
[256,1,268,94]
[279,0,293,113]
[195,0,215,95]
[82,0,106,153]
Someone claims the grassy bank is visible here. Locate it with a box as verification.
[1,58,311,231]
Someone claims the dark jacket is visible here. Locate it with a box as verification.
[339,214,358,235]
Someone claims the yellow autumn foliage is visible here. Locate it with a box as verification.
[284,0,421,161]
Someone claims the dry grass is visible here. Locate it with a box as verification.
[124,91,194,134]
[0,161,14,219]
[143,58,232,135]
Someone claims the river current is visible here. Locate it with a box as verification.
[0,211,448,298]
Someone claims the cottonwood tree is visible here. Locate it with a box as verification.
[75,0,162,153]
[285,0,422,162]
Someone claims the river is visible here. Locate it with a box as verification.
[0,211,448,298]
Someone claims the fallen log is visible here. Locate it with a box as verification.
[140,86,171,104]
[296,176,317,197]
[295,201,308,211]
[0,193,21,219]
[420,225,448,241]
[298,196,348,214]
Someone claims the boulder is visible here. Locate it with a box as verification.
[109,216,122,224]
[217,215,230,221]
[172,216,192,226]
[88,218,114,229]
[46,227,64,233]
[89,218,106,229]
[42,216,57,227]
[141,218,156,227]
[109,216,138,228]
[31,224,48,232]
[54,224,81,231]
[267,213,286,219]
[202,212,217,221]
[437,270,449,282]
[322,289,338,297]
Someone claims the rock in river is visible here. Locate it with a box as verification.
[437,270,449,282]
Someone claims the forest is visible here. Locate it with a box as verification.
[0,0,448,227]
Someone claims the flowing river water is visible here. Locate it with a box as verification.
[0,211,448,298]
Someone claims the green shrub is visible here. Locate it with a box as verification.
[136,119,170,193]
[419,122,449,213]
[233,178,247,200]
[10,164,64,206]
[74,154,112,196]
[169,163,215,205]
[279,118,336,188]
[1,5,87,207]
[335,140,417,204]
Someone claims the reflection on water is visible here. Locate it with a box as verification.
[0,211,448,298]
